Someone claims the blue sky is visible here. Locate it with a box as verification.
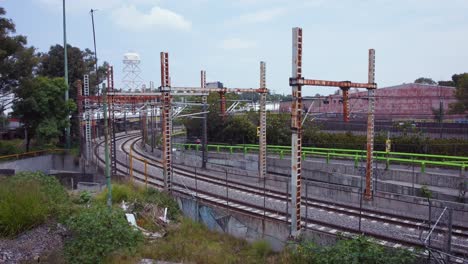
[2,0,468,96]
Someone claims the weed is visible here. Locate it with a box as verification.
[420,184,433,199]
[0,171,69,237]
[108,218,280,264]
[64,205,143,264]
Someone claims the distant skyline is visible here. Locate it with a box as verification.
[2,0,468,96]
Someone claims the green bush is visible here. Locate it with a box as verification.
[0,171,69,237]
[96,183,180,221]
[291,236,417,264]
[0,140,22,156]
[78,190,92,204]
[96,184,142,205]
[64,206,143,264]
[420,185,433,199]
[142,187,180,220]
[249,240,273,260]
[109,218,276,264]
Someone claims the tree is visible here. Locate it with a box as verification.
[414,77,436,85]
[0,7,37,115]
[12,77,76,150]
[448,73,468,115]
[38,44,108,97]
[223,115,256,144]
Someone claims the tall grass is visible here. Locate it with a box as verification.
[0,171,69,237]
[107,218,278,264]
[96,183,180,220]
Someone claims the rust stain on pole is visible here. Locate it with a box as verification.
[365,49,376,200]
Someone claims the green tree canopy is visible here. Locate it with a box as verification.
[12,77,76,150]
[38,44,108,97]
[414,77,436,85]
[448,73,468,115]
[0,7,37,113]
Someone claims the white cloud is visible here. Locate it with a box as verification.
[111,5,191,31]
[228,7,286,25]
[220,38,256,50]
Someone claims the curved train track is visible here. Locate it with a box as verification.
[94,133,468,262]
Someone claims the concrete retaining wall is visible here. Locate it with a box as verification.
[0,153,87,174]
[176,194,338,251]
[167,149,468,226]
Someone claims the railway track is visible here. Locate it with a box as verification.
[94,133,468,262]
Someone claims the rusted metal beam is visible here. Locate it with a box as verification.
[219,91,227,120]
[341,88,350,122]
[160,52,172,192]
[290,27,303,237]
[83,75,92,163]
[106,66,117,177]
[290,79,377,89]
[201,70,208,169]
[365,49,376,200]
[259,61,267,180]
[172,87,265,93]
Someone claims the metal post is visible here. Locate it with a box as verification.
[84,75,92,163]
[219,90,226,120]
[365,49,376,200]
[359,169,364,233]
[124,111,127,134]
[102,84,112,208]
[129,149,133,183]
[263,177,266,237]
[286,180,289,224]
[225,170,229,213]
[290,27,303,237]
[412,157,415,196]
[144,160,148,188]
[201,71,208,169]
[428,199,432,248]
[305,184,308,227]
[90,9,99,95]
[195,167,198,198]
[259,62,267,180]
[195,167,199,221]
[446,208,453,261]
[76,80,83,157]
[342,87,350,122]
[107,66,117,177]
[151,106,154,152]
[160,52,172,192]
[62,0,70,149]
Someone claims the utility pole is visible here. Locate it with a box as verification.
[90,9,99,95]
[201,70,207,169]
[63,0,70,149]
[102,83,112,208]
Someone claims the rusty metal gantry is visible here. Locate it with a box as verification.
[77,68,161,175]
[289,27,377,236]
[159,52,269,192]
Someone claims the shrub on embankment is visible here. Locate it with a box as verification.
[107,218,277,264]
[95,183,180,220]
[290,235,417,264]
[64,205,143,264]
[0,171,69,237]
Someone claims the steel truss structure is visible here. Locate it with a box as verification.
[289,27,377,236]
[158,52,269,191]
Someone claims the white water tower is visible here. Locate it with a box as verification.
[122,52,143,91]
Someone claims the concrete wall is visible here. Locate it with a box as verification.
[168,149,468,225]
[0,154,86,173]
[176,194,338,251]
[0,154,99,188]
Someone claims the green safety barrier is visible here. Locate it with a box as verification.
[175,142,467,173]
